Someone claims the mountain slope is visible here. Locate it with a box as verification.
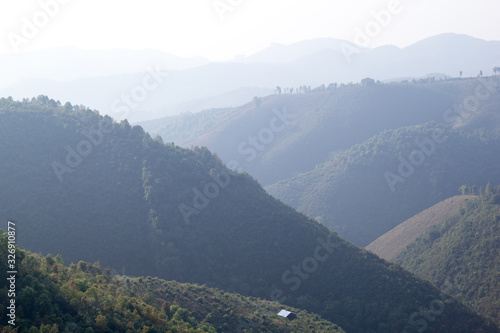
[0,97,498,332]
[366,195,476,260]
[266,124,500,246]
[143,77,500,186]
[0,230,345,333]
[393,193,500,325]
[144,76,500,186]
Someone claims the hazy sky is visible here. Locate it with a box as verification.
[1,0,499,61]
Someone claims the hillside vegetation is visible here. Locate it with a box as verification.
[366,195,475,260]
[1,97,498,332]
[141,76,500,185]
[0,231,345,333]
[394,189,500,326]
[266,124,500,246]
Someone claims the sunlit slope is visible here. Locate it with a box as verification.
[366,195,475,260]
[394,194,500,325]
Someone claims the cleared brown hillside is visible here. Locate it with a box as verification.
[366,195,476,261]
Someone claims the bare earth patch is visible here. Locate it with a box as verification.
[366,195,476,261]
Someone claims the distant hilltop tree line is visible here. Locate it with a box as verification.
[272,67,500,96]
[456,67,500,78]
[273,80,381,95]
[272,76,439,95]
[459,182,500,204]
[8,95,93,113]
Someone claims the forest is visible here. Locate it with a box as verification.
[1,96,498,332]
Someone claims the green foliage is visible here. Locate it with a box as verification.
[0,97,498,332]
[142,77,500,186]
[0,231,344,332]
[394,194,500,325]
[267,124,500,246]
[139,107,236,146]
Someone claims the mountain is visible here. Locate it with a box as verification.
[0,63,277,123]
[0,47,210,89]
[236,38,358,64]
[142,76,500,185]
[0,231,345,333]
[366,195,476,261]
[266,123,500,247]
[0,97,498,332]
[2,34,499,121]
[393,192,500,326]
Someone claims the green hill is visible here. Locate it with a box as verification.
[393,191,500,326]
[266,124,500,247]
[140,77,500,185]
[0,230,345,333]
[366,195,475,261]
[0,96,498,332]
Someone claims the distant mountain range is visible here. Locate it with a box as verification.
[0,47,210,88]
[2,33,499,122]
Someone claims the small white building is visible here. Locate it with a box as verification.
[277,309,297,320]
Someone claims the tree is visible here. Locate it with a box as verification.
[45,254,55,267]
[459,71,463,78]
[64,101,73,111]
[478,70,483,77]
[361,77,375,86]
[95,315,108,333]
[275,86,281,94]
[162,301,171,317]
[39,324,52,333]
[77,261,88,272]
[485,182,493,196]
[459,185,468,195]
[493,67,500,75]
[54,254,64,265]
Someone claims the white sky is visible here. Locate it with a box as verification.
[0,0,499,61]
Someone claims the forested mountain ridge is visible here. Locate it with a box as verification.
[141,76,500,185]
[266,123,500,246]
[0,97,498,332]
[0,231,345,333]
[394,191,500,326]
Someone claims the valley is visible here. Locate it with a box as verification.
[1,9,500,330]
[1,95,499,332]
